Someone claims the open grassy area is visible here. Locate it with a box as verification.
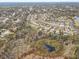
[31,39,64,57]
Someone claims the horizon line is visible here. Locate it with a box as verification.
[0,1,79,2]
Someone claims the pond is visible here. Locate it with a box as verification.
[43,43,56,52]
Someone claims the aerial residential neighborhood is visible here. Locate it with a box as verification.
[0,2,79,59]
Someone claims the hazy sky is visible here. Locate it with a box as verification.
[0,0,79,2]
